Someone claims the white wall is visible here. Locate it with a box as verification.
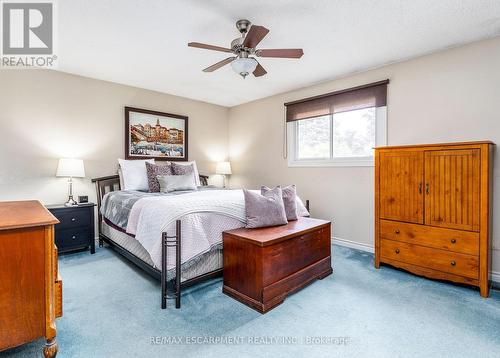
[0,70,229,205]
[228,36,500,273]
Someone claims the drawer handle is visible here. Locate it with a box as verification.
[450,261,456,266]
[71,218,76,222]
[395,229,400,234]
[450,239,456,244]
[395,249,400,254]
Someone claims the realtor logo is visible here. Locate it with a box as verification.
[1,0,57,67]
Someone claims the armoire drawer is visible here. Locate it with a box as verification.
[380,239,479,279]
[380,220,479,255]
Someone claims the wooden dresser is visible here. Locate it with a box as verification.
[223,217,332,313]
[374,141,494,297]
[0,201,62,357]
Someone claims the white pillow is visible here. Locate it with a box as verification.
[118,159,154,191]
[171,161,201,186]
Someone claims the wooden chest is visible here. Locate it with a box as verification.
[223,217,332,313]
[374,141,494,297]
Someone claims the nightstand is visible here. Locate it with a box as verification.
[46,203,96,254]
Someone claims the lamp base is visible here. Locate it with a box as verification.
[64,196,78,207]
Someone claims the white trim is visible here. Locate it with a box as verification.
[288,159,374,167]
[331,236,374,253]
[331,236,500,285]
[375,106,387,145]
[287,106,387,168]
[492,271,500,285]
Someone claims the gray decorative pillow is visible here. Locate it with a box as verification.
[146,162,172,192]
[244,187,288,228]
[262,185,298,221]
[157,174,197,193]
[171,162,196,184]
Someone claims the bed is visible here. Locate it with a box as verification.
[92,174,310,309]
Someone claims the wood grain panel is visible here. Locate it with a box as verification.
[380,239,478,279]
[379,150,424,224]
[379,219,479,255]
[375,142,493,297]
[0,227,46,348]
[223,218,332,313]
[0,201,61,356]
[262,229,330,286]
[55,275,63,319]
[479,143,493,297]
[424,149,480,231]
[381,257,479,286]
[0,201,58,230]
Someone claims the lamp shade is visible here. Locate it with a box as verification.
[56,158,85,178]
[231,57,258,78]
[215,161,232,175]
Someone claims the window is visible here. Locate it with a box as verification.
[285,80,388,167]
[288,107,386,166]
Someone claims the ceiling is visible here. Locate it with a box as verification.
[58,0,500,107]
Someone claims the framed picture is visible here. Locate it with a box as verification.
[125,106,188,161]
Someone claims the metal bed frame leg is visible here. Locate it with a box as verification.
[175,220,181,309]
[161,220,182,309]
[161,233,167,309]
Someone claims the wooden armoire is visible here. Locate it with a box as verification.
[375,141,494,297]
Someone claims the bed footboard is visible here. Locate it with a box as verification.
[162,220,182,309]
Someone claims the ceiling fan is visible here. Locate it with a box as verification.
[188,19,304,79]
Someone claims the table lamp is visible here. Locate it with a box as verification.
[56,158,85,206]
[215,161,232,188]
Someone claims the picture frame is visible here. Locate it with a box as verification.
[125,106,188,161]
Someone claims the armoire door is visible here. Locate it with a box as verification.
[424,149,480,231]
[379,150,424,224]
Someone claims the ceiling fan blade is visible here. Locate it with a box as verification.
[202,57,236,72]
[256,49,304,58]
[242,25,269,48]
[188,42,232,53]
[253,62,267,77]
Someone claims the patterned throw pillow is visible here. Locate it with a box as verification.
[145,162,172,192]
[244,187,288,228]
[262,185,298,221]
[171,162,196,183]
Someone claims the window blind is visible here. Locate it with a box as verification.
[284,80,389,122]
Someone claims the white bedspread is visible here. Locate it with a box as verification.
[126,189,309,270]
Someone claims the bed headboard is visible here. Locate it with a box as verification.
[91,174,209,231]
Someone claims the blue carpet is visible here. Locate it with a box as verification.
[3,245,499,358]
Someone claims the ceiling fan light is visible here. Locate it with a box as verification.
[231,57,258,78]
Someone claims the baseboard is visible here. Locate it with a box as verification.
[95,231,500,288]
[331,237,374,253]
[492,272,500,287]
[331,237,500,286]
